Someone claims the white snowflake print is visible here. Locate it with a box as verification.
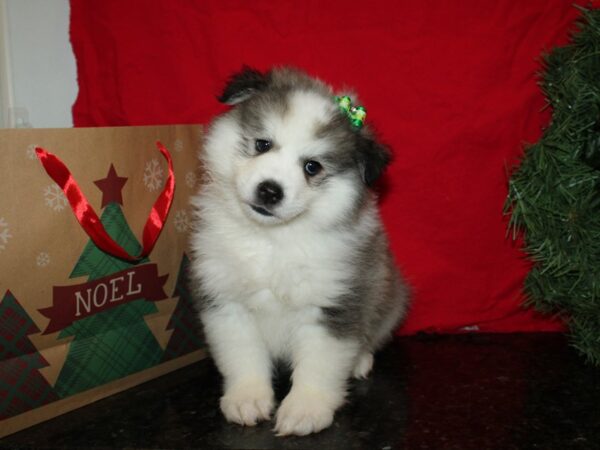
[44,184,68,211]
[174,139,184,153]
[0,217,12,252]
[26,144,39,160]
[143,158,164,191]
[173,210,190,233]
[36,252,50,267]
[185,171,197,188]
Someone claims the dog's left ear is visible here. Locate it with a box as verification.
[217,66,269,105]
[355,134,392,186]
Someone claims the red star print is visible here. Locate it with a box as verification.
[94,165,128,208]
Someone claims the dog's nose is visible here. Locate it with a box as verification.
[257,180,284,205]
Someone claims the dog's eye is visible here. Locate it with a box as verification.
[304,160,323,177]
[255,139,272,153]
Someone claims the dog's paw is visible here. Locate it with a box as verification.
[220,380,274,426]
[352,352,374,379]
[274,387,336,436]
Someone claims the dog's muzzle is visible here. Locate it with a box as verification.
[250,180,283,217]
[257,180,283,205]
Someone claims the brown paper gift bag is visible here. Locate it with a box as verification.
[0,125,206,437]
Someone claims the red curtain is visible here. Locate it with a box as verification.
[70,0,593,334]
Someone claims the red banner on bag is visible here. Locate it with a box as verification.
[39,264,168,334]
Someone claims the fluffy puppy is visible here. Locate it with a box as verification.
[189,67,409,436]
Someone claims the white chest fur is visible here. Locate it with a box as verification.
[199,218,352,309]
[192,208,361,348]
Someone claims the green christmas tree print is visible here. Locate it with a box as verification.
[53,166,165,397]
[1,290,58,419]
[163,254,204,362]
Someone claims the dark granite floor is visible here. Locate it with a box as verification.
[2,333,599,449]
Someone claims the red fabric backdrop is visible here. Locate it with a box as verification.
[69,0,594,334]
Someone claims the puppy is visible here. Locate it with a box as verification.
[189,67,409,436]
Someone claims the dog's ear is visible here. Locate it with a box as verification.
[355,134,392,186]
[217,66,269,105]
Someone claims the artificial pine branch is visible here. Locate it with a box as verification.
[505,7,600,365]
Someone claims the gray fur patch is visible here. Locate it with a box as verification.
[321,226,408,350]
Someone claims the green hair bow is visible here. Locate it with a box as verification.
[334,95,367,130]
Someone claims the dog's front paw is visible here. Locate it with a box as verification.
[274,387,337,436]
[220,380,274,426]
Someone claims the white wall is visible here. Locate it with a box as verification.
[0,0,77,128]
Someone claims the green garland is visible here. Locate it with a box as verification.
[506,7,600,365]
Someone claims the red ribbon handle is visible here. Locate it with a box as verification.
[35,141,175,262]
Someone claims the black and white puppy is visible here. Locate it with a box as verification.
[189,67,409,436]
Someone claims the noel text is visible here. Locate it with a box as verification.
[75,270,142,317]
[39,264,168,334]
